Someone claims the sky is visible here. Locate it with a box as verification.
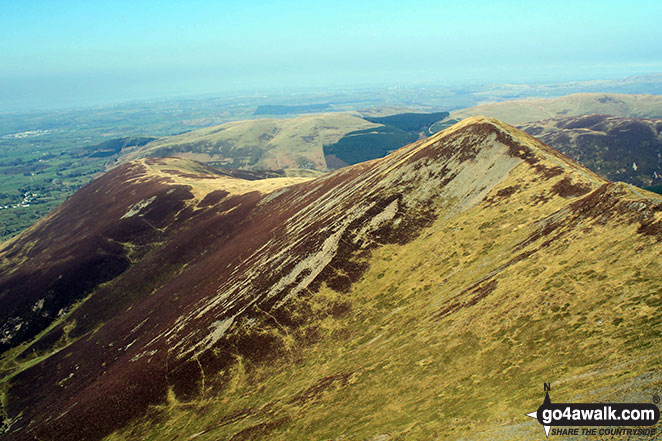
[2,0,662,111]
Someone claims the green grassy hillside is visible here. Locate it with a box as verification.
[118,113,379,171]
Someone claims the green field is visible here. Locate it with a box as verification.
[0,139,103,240]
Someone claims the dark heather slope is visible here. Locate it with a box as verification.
[1,117,660,440]
[519,114,662,188]
[0,161,195,352]
[0,157,287,353]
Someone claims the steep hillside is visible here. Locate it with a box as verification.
[434,93,662,126]
[519,114,662,188]
[1,118,660,441]
[0,158,311,351]
[117,113,379,171]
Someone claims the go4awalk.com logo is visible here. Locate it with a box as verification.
[526,384,660,438]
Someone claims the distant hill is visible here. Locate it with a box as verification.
[519,114,662,189]
[118,113,379,171]
[3,118,661,441]
[432,93,662,127]
[119,111,451,171]
[83,136,156,158]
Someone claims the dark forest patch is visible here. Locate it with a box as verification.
[323,126,417,166]
[323,112,449,167]
[84,137,156,158]
[363,112,449,132]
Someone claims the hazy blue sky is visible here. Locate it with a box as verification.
[2,0,662,110]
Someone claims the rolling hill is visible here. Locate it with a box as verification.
[117,113,380,171]
[1,117,660,441]
[432,93,662,127]
[117,111,450,172]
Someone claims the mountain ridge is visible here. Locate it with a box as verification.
[1,117,660,440]
[441,93,662,126]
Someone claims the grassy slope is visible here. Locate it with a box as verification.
[119,113,379,171]
[440,93,662,126]
[132,157,315,199]
[106,122,662,440]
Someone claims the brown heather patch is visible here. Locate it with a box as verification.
[514,184,616,251]
[483,185,520,206]
[515,183,662,252]
[0,162,196,352]
[635,203,662,241]
[227,417,291,441]
[197,189,230,207]
[636,221,662,239]
[567,184,622,218]
[537,164,564,179]
[286,372,354,406]
[507,143,568,180]
[551,177,593,198]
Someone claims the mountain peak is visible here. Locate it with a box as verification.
[2,117,659,440]
[402,115,605,193]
